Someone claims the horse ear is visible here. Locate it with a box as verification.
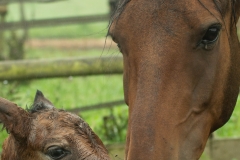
[0,97,29,139]
[31,90,55,112]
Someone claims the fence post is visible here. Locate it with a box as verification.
[0,4,7,60]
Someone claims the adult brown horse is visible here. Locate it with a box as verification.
[109,0,240,159]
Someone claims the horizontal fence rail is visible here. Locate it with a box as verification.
[0,14,110,31]
[68,100,126,113]
[0,56,123,81]
[1,0,67,4]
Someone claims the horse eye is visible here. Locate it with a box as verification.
[46,147,70,160]
[201,24,221,44]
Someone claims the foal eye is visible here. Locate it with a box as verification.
[201,24,221,45]
[46,146,70,160]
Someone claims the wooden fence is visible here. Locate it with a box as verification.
[0,0,112,30]
[1,0,65,3]
[0,14,110,31]
[0,56,123,81]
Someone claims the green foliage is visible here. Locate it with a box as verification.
[28,23,109,39]
[0,40,123,150]
[7,0,109,22]
[214,97,240,138]
[96,107,128,143]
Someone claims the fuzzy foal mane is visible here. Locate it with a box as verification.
[27,102,108,157]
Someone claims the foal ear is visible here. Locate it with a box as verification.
[32,90,55,111]
[0,97,29,138]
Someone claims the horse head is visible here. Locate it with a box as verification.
[109,0,240,159]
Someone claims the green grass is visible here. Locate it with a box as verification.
[214,97,240,138]
[0,75,127,142]
[7,0,109,21]
[5,0,110,39]
[0,45,123,150]
[27,23,109,39]
[0,65,126,149]
[25,47,119,59]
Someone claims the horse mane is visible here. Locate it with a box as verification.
[77,120,108,155]
[58,110,109,157]
[109,0,131,26]
[230,0,238,24]
[212,0,238,26]
[27,102,50,113]
[112,0,130,17]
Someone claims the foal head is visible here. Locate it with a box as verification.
[0,90,110,160]
[109,0,240,159]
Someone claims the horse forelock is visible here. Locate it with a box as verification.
[109,0,237,24]
[109,0,130,29]
[209,0,237,26]
[231,0,240,27]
